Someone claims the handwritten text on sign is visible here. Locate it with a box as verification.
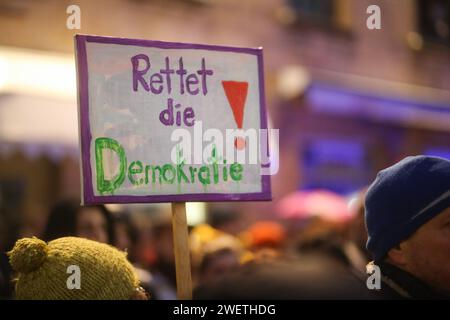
[75,35,271,204]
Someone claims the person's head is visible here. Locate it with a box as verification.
[152,222,175,265]
[243,221,286,250]
[8,236,148,300]
[44,200,115,245]
[365,155,450,293]
[208,209,243,235]
[199,248,240,285]
[151,221,176,286]
[113,212,138,258]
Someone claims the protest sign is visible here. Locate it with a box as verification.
[75,35,272,299]
[75,35,271,204]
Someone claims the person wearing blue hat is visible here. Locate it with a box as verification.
[365,155,450,299]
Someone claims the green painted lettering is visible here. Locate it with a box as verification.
[95,137,126,194]
[230,163,243,181]
[128,161,143,186]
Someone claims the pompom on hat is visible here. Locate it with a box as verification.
[9,237,48,274]
[8,236,140,300]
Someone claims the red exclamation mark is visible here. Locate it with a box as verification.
[222,81,249,150]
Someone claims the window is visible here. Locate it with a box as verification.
[278,0,352,31]
[288,0,334,25]
[301,138,370,195]
[418,0,450,46]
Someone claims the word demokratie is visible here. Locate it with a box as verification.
[95,137,243,194]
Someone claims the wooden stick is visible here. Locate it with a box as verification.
[171,202,193,300]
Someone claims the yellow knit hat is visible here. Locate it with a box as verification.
[8,236,140,300]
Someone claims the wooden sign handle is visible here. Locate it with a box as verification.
[171,202,193,300]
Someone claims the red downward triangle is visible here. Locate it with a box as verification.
[222,81,249,129]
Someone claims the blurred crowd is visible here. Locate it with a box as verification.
[0,188,371,299]
[1,156,449,300]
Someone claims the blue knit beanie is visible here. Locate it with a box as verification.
[365,155,450,261]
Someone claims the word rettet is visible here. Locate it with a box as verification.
[131,54,214,127]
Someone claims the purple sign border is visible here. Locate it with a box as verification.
[75,34,272,204]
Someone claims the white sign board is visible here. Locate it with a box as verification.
[75,35,271,204]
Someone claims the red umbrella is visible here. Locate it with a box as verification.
[277,189,352,222]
